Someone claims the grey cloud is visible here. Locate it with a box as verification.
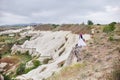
[0,0,120,25]
[0,0,106,15]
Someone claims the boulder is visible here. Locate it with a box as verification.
[0,63,8,72]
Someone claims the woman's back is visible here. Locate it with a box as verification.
[78,36,86,47]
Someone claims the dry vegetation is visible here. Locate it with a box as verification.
[0,57,19,64]
[34,24,91,34]
[47,23,120,80]
[47,62,87,80]
[34,24,55,31]
[57,24,91,34]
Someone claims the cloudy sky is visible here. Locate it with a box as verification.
[0,0,120,25]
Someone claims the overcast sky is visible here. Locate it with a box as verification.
[0,0,120,25]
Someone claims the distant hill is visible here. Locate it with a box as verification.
[0,23,41,27]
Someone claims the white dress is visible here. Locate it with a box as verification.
[78,38,86,47]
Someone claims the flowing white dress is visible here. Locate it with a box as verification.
[78,38,86,47]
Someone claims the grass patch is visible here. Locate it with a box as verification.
[16,63,26,75]
[1,51,33,79]
[14,51,32,63]
[16,60,41,74]
[106,58,120,80]
[1,52,11,58]
[25,60,41,73]
[16,36,31,45]
[32,59,41,68]
[0,35,17,43]
[111,58,120,80]
[108,36,114,41]
[47,62,86,80]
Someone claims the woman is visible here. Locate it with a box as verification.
[78,33,86,47]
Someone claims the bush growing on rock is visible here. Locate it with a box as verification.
[103,22,116,33]
[16,60,40,75]
[3,74,11,80]
[16,51,21,55]
[25,67,34,74]
[25,60,41,73]
[32,60,41,68]
[16,36,31,45]
[24,51,29,55]
[16,63,25,75]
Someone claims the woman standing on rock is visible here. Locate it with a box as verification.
[73,33,86,62]
[78,33,86,47]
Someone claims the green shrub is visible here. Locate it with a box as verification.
[15,53,32,74]
[16,36,31,45]
[97,24,101,25]
[16,51,21,55]
[87,20,94,25]
[24,51,29,55]
[25,60,41,73]
[15,51,32,63]
[103,22,116,33]
[109,22,116,27]
[3,74,11,80]
[52,24,59,28]
[0,54,1,58]
[103,25,115,33]
[16,63,25,75]
[7,43,14,48]
[25,67,34,73]
[32,60,41,68]
[109,36,114,41]
[26,36,31,40]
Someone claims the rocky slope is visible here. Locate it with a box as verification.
[12,30,90,80]
[47,24,120,80]
[1,23,120,80]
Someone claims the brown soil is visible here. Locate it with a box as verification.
[0,57,19,64]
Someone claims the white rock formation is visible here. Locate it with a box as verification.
[15,31,91,80]
[0,26,33,35]
[0,63,8,72]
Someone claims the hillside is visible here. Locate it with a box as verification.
[34,24,91,34]
[0,23,120,80]
[47,24,120,80]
